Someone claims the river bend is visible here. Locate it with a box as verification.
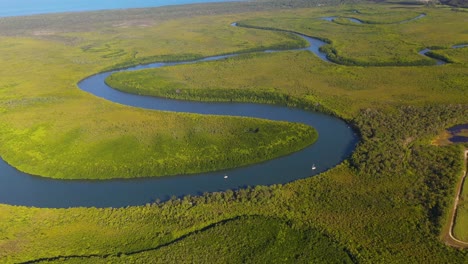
[0,25,360,208]
[1,17,466,207]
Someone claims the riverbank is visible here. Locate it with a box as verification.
[0,3,467,263]
[0,6,325,181]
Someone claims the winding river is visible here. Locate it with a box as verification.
[0,25,359,208]
[1,14,465,208]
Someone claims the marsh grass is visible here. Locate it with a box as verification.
[0,3,467,263]
[0,10,318,180]
[31,216,353,263]
[453,175,468,241]
[107,50,467,118]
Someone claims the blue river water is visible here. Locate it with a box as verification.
[0,19,358,208]
[0,3,460,208]
[0,94,358,207]
[447,124,468,143]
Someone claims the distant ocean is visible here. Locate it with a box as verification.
[0,0,236,17]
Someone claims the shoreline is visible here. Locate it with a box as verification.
[0,0,239,18]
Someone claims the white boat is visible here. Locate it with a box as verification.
[224,175,228,179]
[312,164,316,170]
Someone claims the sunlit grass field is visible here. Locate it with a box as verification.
[0,7,317,179]
[31,216,353,263]
[453,153,468,241]
[0,2,467,263]
[238,5,468,65]
[108,49,467,118]
[107,4,467,118]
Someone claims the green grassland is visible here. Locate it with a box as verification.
[0,6,318,179]
[107,5,467,117]
[0,2,468,263]
[453,152,468,242]
[454,182,468,241]
[107,49,468,118]
[34,216,353,263]
[237,6,468,66]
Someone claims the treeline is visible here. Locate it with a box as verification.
[351,104,468,233]
[236,22,442,67]
[3,101,467,261]
[104,30,306,72]
[104,53,205,72]
[106,72,334,115]
[319,45,437,66]
[32,216,353,263]
[425,50,453,63]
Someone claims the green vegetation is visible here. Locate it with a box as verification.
[32,216,353,263]
[453,150,468,242]
[1,108,317,179]
[236,7,467,66]
[106,48,467,119]
[0,6,318,180]
[0,2,467,263]
[107,5,467,118]
[454,178,468,241]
